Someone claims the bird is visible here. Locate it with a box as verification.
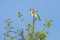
[30,8,41,26]
[30,8,41,21]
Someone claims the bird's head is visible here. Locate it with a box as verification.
[30,8,34,13]
[30,8,34,11]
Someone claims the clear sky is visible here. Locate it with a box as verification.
[0,0,60,40]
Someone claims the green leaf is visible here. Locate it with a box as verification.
[41,30,45,34]
[49,20,53,22]
[43,24,47,27]
[10,36,16,40]
[44,18,52,28]
[27,35,31,40]
[43,36,47,40]
[46,31,49,34]
[18,12,23,18]
[4,19,12,28]
[47,20,52,28]
[47,22,51,28]
[30,26,34,34]
[40,29,47,40]
[27,24,31,27]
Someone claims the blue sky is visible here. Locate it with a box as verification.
[0,0,60,40]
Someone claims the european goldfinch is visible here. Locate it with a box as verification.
[30,8,41,21]
[30,8,41,26]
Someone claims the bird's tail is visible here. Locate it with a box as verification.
[38,15,41,21]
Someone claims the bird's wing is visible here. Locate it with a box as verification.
[38,14,41,21]
[34,10,41,21]
[34,9,38,12]
[34,10,38,13]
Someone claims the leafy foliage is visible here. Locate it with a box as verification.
[44,18,52,28]
[3,12,52,40]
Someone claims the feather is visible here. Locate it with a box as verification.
[38,15,41,21]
